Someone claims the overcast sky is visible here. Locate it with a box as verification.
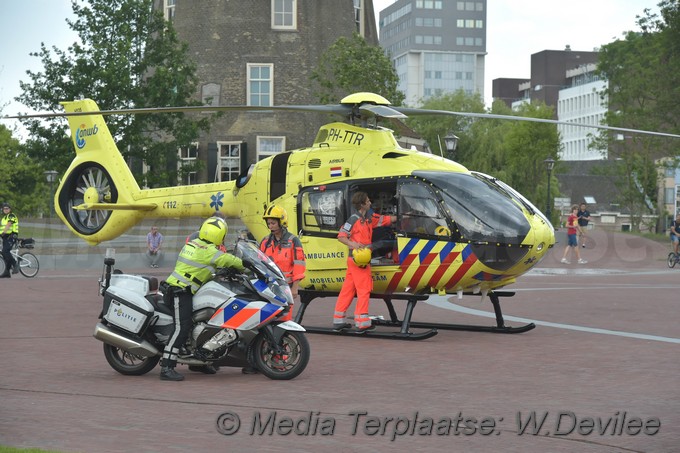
[1,0,657,136]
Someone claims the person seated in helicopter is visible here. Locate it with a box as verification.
[399,205,442,236]
[371,225,397,261]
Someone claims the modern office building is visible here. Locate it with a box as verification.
[152,0,377,185]
[557,64,607,161]
[378,0,487,106]
[493,49,606,161]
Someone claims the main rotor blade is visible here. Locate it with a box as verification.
[2,104,353,119]
[5,101,678,139]
[394,107,680,139]
[359,104,407,119]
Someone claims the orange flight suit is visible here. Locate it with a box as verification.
[260,229,306,321]
[334,211,392,329]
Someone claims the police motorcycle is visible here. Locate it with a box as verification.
[93,240,310,380]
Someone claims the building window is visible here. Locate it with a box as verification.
[353,0,361,33]
[416,0,442,9]
[665,166,675,177]
[164,0,176,22]
[178,142,199,185]
[201,83,220,107]
[247,63,273,106]
[217,142,242,182]
[272,0,296,30]
[257,136,286,160]
[457,1,483,11]
[665,187,675,205]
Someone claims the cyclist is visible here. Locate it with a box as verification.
[670,213,680,258]
[1,202,19,278]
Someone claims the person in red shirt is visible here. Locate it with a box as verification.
[333,191,396,332]
[561,205,587,264]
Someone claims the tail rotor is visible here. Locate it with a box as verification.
[57,162,118,235]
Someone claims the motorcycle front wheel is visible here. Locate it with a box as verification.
[103,343,160,376]
[252,330,310,380]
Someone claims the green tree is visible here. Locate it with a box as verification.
[595,0,680,231]
[405,89,486,159]
[15,0,211,187]
[0,124,48,215]
[311,33,405,105]
[494,102,561,213]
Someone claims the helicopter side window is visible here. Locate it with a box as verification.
[351,183,398,261]
[300,189,345,234]
[398,182,448,237]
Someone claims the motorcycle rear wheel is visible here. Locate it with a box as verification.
[253,330,310,380]
[103,343,160,376]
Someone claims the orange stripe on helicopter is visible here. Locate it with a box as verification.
[386,251,418,293]
[406,241,441,289]
[443,247,478,289]
[427,243,460,288]
[386,239,460,292]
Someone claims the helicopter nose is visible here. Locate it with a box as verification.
[529,216,556,262]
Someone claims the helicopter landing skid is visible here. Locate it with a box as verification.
[295,291,438,340]
[295,290,535,340]
[376,290,535,334]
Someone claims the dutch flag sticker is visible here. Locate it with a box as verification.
[330,167,342,177]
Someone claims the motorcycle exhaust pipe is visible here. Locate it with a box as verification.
[93,323,159,357]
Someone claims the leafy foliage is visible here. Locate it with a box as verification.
[15,0,211,187]
[0,124,49,215]
[311,33,405,105]
[595,0,680,230]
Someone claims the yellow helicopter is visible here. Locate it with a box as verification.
[8,93,678,339]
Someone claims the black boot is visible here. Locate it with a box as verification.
[242,366,259,374]
[160,366,184,381]
[188,365,217,374]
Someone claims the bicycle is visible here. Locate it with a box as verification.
[668,251,680,268]
[0,237,40,278]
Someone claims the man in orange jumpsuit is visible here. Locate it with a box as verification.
[333,192,396,332]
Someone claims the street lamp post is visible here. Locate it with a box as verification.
[443,133,459,156]
[544,158,555,220]
[44,170,58,218]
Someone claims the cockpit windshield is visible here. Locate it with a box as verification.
[415,171,531,245]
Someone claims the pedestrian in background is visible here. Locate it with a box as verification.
[145,225,163,268]
[561,205,587,265]
[577,203,592,248]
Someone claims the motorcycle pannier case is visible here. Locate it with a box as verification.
[102,276,155,334]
